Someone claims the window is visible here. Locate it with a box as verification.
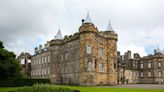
[148,72,151,77]
[86,45,92,54]
[39,58,42,64]
[100,48,104,57]
[65,53,68,60]
[45,56,47,63]
[140,72,143,77]
[148,62,151,68]
[141,64,143,69]
[159,71,162,77]
[48,56,50,62]
[133,71,136,76]
[158,62,161,68]
[36,59,38,65]
[65,66,68,73]
[99,63,104,72]
[47,68,50,74]
[42,57,44,64]
[21,59,25,64]
[39,69,41,75]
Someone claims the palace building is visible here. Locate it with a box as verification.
[29,13,118,86]
[17,13,164,85]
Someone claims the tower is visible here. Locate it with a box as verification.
[79,13,98,85]
[79,13,118,85]
[50,28,63,84]
[105,21,118,85]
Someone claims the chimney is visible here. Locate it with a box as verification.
[127,50,132,59]
[117,51,120,57]
[124,52,127,60]
[39,45,42,53]
[35,47,38,54]
[134,53,140,59]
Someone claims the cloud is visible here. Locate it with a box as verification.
[0,0,65,55]
[0,0,164,57]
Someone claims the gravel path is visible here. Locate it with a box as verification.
[97,84,164,89]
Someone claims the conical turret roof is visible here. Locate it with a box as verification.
[106,20,114,31]
[84,12,92,24]
[54,27,63,40]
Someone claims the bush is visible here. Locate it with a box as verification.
[0,79,50,87]
[16,84,73,92]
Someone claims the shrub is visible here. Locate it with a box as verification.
[15,84,73,92]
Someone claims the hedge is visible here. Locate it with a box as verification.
[15,84,73,92]
[0,79,50,87]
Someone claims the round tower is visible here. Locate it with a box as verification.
[105,21,118,85]
[79,13,98,86]
[50,28,63,84]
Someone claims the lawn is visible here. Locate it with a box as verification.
[0,86,164,92]
[0,87,21,92]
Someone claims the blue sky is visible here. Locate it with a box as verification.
[0,0,164,57]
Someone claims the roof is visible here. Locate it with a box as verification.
[106,20,114,31]
[84,12,92,24]
[54,28,63,40]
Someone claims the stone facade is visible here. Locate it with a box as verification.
[19,14,164,85]
[118,49,164,84]
[31,42,51,79]
[17,52,31,78]
[117,51,140,84]
[30,14,118,86]
[139,49,164,84]
[79,23,118,85]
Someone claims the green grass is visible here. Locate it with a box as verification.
[70,87,164,92]
[0,86,164,92]
[0,87,21,92]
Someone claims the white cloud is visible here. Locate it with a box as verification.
[118,44,147,57]
[0,0,164,56]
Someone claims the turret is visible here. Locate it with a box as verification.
[79,13,98,33]
[105,20,118,85]
[54,27,63,40]
[104,21,118,41]
[50,28,64,84]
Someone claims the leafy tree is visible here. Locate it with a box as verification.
[0,41,22,80]
[0,41,4,48]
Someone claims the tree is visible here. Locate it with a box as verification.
[0,41,4,48]
[0,41,22,80]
